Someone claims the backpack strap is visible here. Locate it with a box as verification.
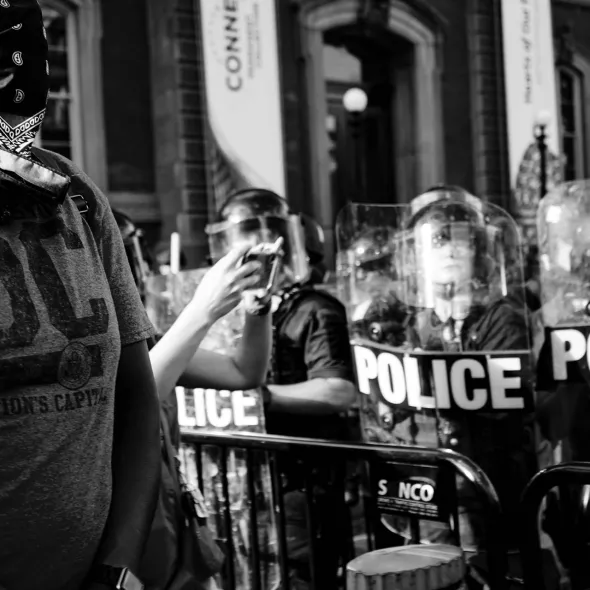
[71,194,89,217]
[31,147,95,224]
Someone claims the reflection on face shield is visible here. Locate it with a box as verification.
[430,224,475,251]
[353,258,395,306]
[417,222,476,289]
[207,214,310,285]
[355,255,391,281]
[225,217,292,259]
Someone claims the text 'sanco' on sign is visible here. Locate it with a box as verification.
[373,462,450,522]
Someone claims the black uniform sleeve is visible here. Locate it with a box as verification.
[303,300,355,382]
[477,302,529,351]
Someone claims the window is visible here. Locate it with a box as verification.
[35,5,80,163]
[558,66,585,180]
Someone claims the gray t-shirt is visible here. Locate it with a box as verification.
[0,153,155,590]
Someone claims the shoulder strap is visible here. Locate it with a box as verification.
[31,147,93,221]
[71,194,89,217]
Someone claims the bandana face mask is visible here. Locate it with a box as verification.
[0,0,49,155]
[0,0,70,223]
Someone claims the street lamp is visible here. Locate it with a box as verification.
[534,110,551,199]
[343,87,368,114]
[343,87,368,201]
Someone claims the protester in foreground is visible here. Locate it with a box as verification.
[0,3,160,589]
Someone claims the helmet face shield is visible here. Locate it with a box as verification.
[206,213,310,284]
[402,197,523,309]
[414,219,479,299]
[348,230,396,301]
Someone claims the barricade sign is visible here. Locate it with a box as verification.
[373,462,445,522]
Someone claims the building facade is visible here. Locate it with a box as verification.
[36,0,590,268]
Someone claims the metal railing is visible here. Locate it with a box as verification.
[521,462,590,590]
[181,429,509,590]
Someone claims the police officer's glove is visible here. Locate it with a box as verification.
[242,237,284,316]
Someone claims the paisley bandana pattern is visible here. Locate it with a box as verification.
[0,0,48,155]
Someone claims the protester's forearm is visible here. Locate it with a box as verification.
[267,378,355,415]
[232,313,272,385]
[150,307,212,400]
[179,312,272,391]
[94,341,161,570]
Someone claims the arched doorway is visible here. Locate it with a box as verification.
[299,0,444,264]
[324,25,414,207]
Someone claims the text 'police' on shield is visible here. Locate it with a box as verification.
[353,342,532,412]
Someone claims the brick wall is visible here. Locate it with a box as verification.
[146,0,210,268]
[467,0,510,209]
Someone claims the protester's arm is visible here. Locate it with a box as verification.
[266,300,356,415]
[149,246,268,398]
[266,377,355,415]
[152,308,271,396]
[177,312,272,391]
[93,340,160,570]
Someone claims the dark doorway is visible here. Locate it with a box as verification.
[323,24,415,222]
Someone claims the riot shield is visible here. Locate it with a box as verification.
[336,198,536,554]
[537,180,590,384]
[536,181,590,588]
[144,270,279,590]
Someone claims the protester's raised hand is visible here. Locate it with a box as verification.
[188,244,262,324]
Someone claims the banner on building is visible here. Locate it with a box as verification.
[501,0,562,244]
[199,0,286,206]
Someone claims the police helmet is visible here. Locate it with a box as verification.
[207,188,311,284]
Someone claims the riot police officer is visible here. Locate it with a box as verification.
[534,181,590,590]
[348,228,409,348]
[345,185,538,584]
[207,189,356,429]
[207,188,356,589]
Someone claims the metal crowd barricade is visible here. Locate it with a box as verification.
[521,462,590,590]
[181,429,509,590]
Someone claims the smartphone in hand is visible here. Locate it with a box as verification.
[240,237,284,292]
